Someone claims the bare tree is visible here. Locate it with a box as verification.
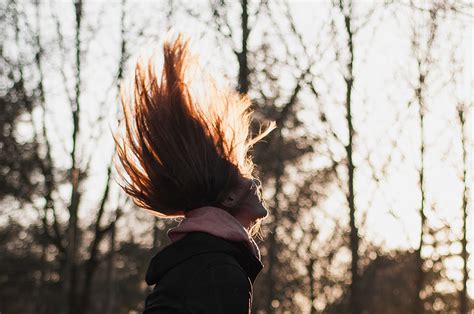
[329,1,379,312]
[448,15,473,312]
[408,3,441,312]
[21,1,130,312]
[404,1,473,311]
[457,101,471,314]
[336,1,359,312]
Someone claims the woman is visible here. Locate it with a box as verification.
[113,34,275,313]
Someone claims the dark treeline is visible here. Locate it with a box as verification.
[0,0,472,313]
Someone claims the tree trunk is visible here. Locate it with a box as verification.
[339,1,360,313]
[413,71,426,314]
[458,105,469,314]
[266,133,283,313]
[105,221,116,314]
[67,1,83,313]
[309,258,316,314]
[237,0,249,94]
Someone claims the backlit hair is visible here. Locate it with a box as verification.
[113,34,274,219]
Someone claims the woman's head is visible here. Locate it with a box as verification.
[113,33,274,228]
[218,176,268,235]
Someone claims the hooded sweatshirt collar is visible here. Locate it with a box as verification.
[167,206,261,260]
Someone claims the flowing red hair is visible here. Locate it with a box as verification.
[113,34,274,218]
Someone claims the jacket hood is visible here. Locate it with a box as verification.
[145,231,263,286]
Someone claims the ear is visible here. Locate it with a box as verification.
[220,178,252,208]
[221,189,241,208]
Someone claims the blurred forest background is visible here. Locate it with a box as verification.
[1,0,473,313]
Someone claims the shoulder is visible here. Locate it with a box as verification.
[183,252,253,313]
[185,251,250,292]
[190,252,250,285]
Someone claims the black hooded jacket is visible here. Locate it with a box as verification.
[143,231,264,314]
